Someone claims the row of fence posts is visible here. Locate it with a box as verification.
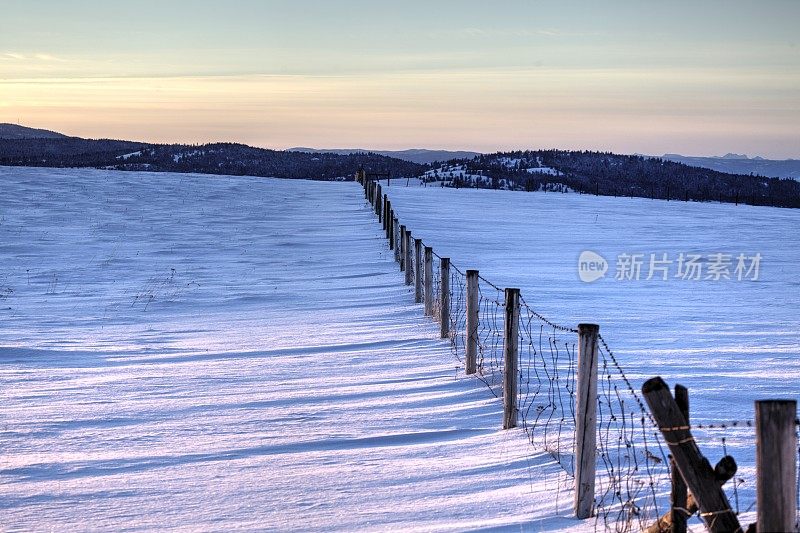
[356,170,797,531]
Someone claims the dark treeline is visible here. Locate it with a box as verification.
[447,150,800,208]
[1,138,798,208]
[0,139,425,181]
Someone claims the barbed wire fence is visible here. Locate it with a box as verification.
[360,175,799,532]
[518,296,579,478]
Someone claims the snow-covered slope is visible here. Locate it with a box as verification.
[0,167,583,531]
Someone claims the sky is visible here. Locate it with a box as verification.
[1,0,798,158]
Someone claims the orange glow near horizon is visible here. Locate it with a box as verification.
[3,68,798,158]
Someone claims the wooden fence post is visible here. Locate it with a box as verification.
[405,232,413,286]
[575,323,599,519]
[642,377,741,532]
[440,258,450,339]
[644,455,738,533]
[386,201,392,243]
[375,184,382,218]
[414,238,423,303]
[424,246,433,315]
[756,399,797,533]
[399,225,406,271]
[502,288,520,429]
[672,384,689,533]
[393,217,400,261]
[465,270,479,375]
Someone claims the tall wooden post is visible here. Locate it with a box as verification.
[424,247,434,315]
[575,323,599,519]
[404,232,413,286]
[375,184,382,218]
[440,258,450,339]
[672,385,689,533]
[465,270,479,375]
[414,238,423,303]
[502,288,520,429]
[756,399,797,533]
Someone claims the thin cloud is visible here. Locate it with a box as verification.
[1,52,67,62]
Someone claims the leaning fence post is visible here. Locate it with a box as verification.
[404,231,413,285]
[440,258,450,339]
[465,270,479,375]
[756,399,797,533]
[671,384,689,533]
[424,247,433,315]
[642,377,741,533]
[414,238,423,303]
[575,323,599,519]
[502,288,520,429]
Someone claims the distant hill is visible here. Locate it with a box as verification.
[0,134,425,181]
[659,153,800,180]
[289,147,480,164]
[0,123,69,140]
[422,150,800,208]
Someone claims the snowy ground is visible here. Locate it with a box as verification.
[382,180,800,528]
[1,167,587,532]
[2,167,797,532]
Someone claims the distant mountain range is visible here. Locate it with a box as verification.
[289,147,480,165]
[658,153,800,180]
[1,124,798,207]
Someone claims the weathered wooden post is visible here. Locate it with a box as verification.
[404,231,413,285]
[424,247,434,316]
[375,184,382,218]
[642,377,741,532]
[440,258,450,339]
[385,201,392,242]
[399,226,405,270]
[414,238,423,303]
[465,270,479,375]
[390,214,400,261]
[575,323,599,519]
[502,288,520,429]
[672,384,689,533]
[644,455,738,533]
[756,399,797,533]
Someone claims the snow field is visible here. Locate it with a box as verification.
[1,167,590,531]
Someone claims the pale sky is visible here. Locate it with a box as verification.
[1,0,798,157]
